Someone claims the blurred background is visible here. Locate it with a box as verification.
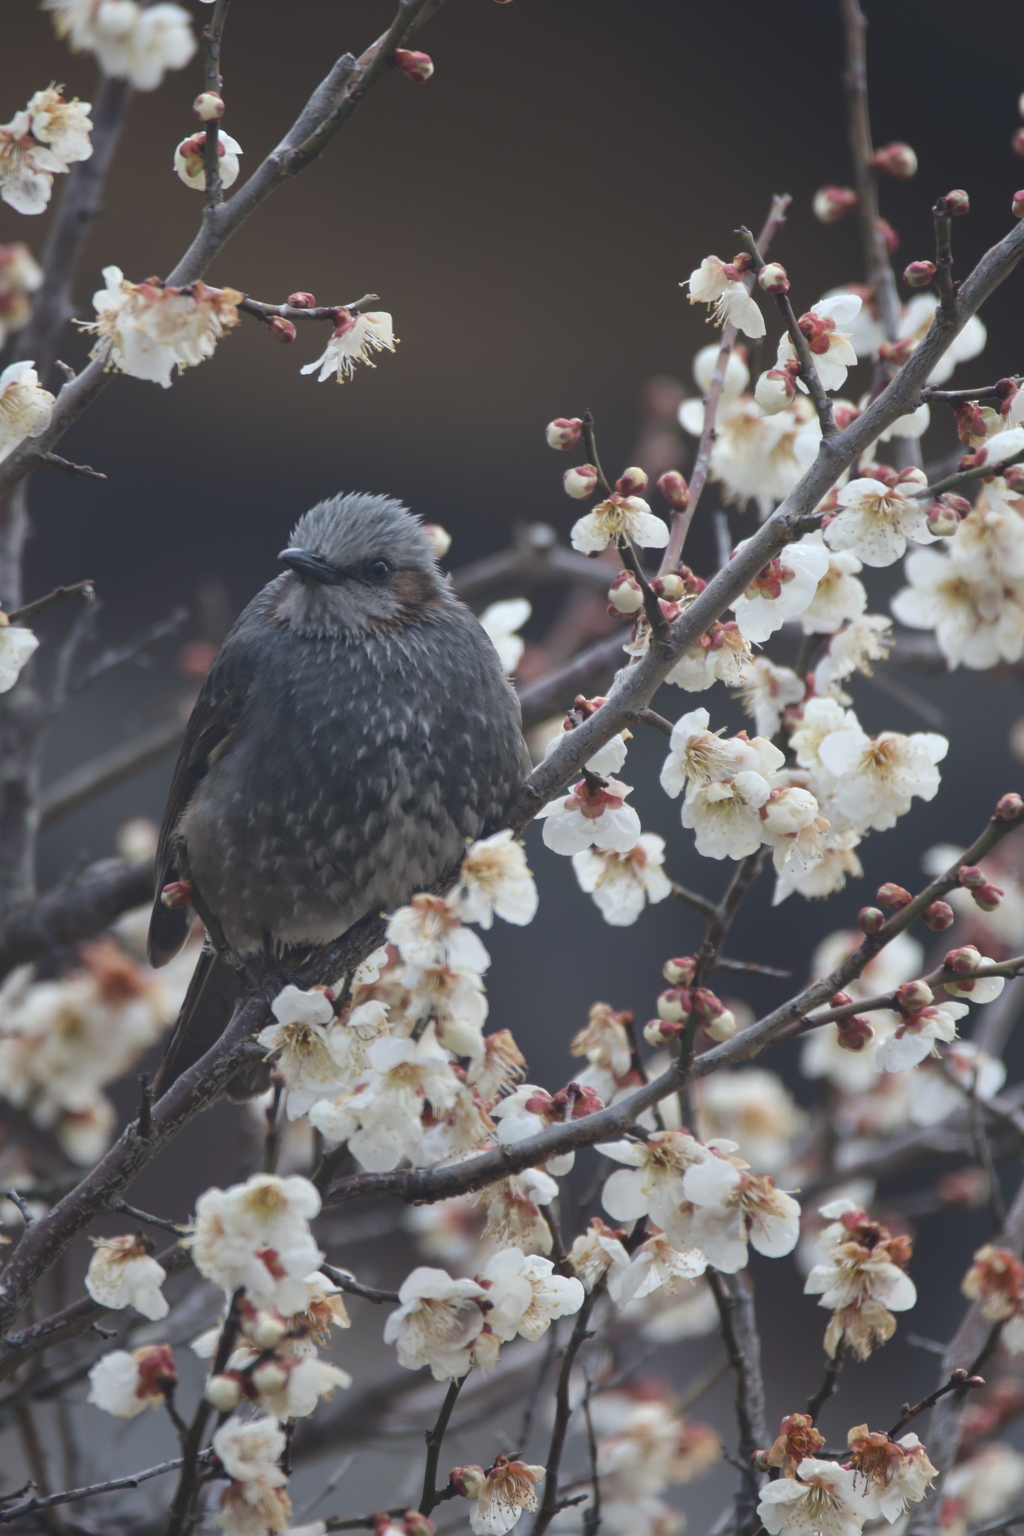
[3,0,1024,1527]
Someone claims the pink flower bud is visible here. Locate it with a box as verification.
[656,470,690,510]
[615,466,648,496]
[545,417,583,450]
[266,316,296,343]
[973,882,1004,912]
[252,1359,289,1395]
[423,524,452,559]
[958,865,986,889]
[996,792,1024,821]
[897,979,934,1013]
[564,464,598,500]
[758,262,789,294]
[923,900,955,932]
[657,987,691,1023]
[644,1016,683,1046]
[608,572,643,614]
[663,955,696,986]
[288,292,316,309]
[903,260,936,288]
[160,880,193,909]
[837,1015,873,1052]
[945,944,982,974]
[693,988,736,1039]
[250,1312,289,1349]
[1013,191,1024,219]
[813,186,858,224]
[754,367,797,415]
[830,991,853,1008]
[873,142,918,179]
[652,573,685,601]
[943,189,971,216]
[193,92,225,121]
[876,882,911,909]
[927,496,964,537]
[403,1514,436,1536]
[450,1466,487,1499]
[858,906,885,935]
[205,1373,242,1411]
[394,48,434,81]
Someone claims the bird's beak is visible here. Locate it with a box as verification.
[278,548,341,585]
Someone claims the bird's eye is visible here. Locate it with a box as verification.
[367,559,392,584]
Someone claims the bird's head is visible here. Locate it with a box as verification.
[275,492,447,635]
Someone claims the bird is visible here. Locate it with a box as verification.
[147,491,531,1094]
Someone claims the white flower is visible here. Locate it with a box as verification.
[85,1234,168,1320]
[401,963,489,1057]
[0,110,68,215]
[685,255,765,338]
[81,266,241,388]
[898,292,986,385]
[609,1234,707,1307]
[876,1000,968,1072]
[570,494,668,555]
[732,658,804,739]
[479,597,531,674]
[215,1481,292,1536]
[352,946,389,986]
[492,1083,573,1176]
[0,243,43,349]
[255,987,349,1119]
[0,616,39,692]
[174,129,242,190]
[799,540,867,634]
[0,360,54,462]
[44,2,199,92]
[943,1444,1024,1532]
[759,784,829,872]
[599,1131,706,1250]
[187,1175,324,1314]
[910,1042,1006,1126]
[545,719,629,776]
[387,894,490,973]
[680,393,813,517]
[777,294,861,393]
[310,1030,459,1172]
[668,621,753,693]
[757,1458,870,1536]
[943,947,1006,1003]
[813,615,892,693]
[818,727,947,832]
[300,311,397,383]
[683,772,773,860]
[660,708,782,798]
[213,1416,287,1485]
[849,1428,937,1521]
[826,472,932,567]
[732,536,831,643]
[479,1247,584,1339]
[571,833,673,926]
[537,776,642,855]
[26,88,93,165]
[567,1218,632,1289]
[247,1353,352,1422]
[892,546,1024,670]
[691,340,750,398]
[87,1344,176,1419]
[384,1266,485,1380]
[773,831,863,904]
[451,831,538,929]
[805,1224,916,1314]
[683,1154,800,1272]
[955,498,1024,580]
[479,1168,560,1254]
[788,697,861,784]
[462,1457,546,1535]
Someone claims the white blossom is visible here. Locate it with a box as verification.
[300,311,397,383]
[892,545,1024,670]
[683,772,773,860]
[451,831,538,929]
[0,110,67,215]
[680,393,813,517]
[732,536,830,643]
[777,293,862,392]
[213,1417,288,1485]
[81,267,241,388]
[898,293,986,385]
[682,1153,800,1272]
[0,360,54,462]
[875,1000,968,1072]
[757,1458,870,1536]
[0,615,39,692]
[759,784,830,872]
[461,1457,546,1535]
[478,597,531,674]
[599,1131,706,1250]
[310,1029,459,1172]
[255,986,349,1119]
[849,1429,937,1521]
[387,894,490,973]
[697,1069,805,1176]
[383,1266,485,1380]
[479,1246,584,1339]
[909,1042,1006,1126]
[544,719,630,777]
[85,1234,168,1320]
[87,1344,176,1419]
[814,614,893,695]
[401,963,488,1057]
[825,472,933,567]
[571,834,673,926]
[45,2,198,90]
[479,1167,559,1254]
[817,727,947,832]
[799,539,868,634]
[0,243,43,348]
[174,129,242,191]
[537,776,642,855]
[733,658,805,739]
[685,255,765,338]
[668,621,753,693]
[186,1175,324,1314]
[567,1218,632,1289]
[570,495,668,555]
[660,708,783,799]
[26,88,93,165]
[609,1234,707,1307]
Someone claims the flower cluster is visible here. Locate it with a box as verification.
[44,1,197,91]
[80,266,243,389]
[0,85,92,215]
[804,1200,916,1360]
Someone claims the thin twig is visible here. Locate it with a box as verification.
[532,1285,604,1536]
[200,0,231,207]
[166,1290,243,1536]
[7,583,94,626]
[419,1376,467,1515]
[887,1369,983,1440]
[321,1263,399,1306]
[108,1199,184,1238]
[40,452,107,481]
[806,1350,844,1424]
[0,1454,212,1524]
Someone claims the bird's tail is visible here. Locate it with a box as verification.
[152,945,270,1101]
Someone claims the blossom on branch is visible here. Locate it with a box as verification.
[847,1426,936,1521]
[255,985,349,1119]
[450,830,538,928]
[776,293,861,392]
[452,1456,546,1535]
[0,360,54,461]
[44,1,198,91]
[825,470,932,567]
[804,1201,916,1360]
[757,1457,871,1536]
[85,1233,169,1320]
[0,613,39,691]
[87,1343,177,1418]
[0,243,42,347]
[174,129,242,191]
[685,255,765,339]
[817,726,947,832]
[682,1150,801,1271]
[81,267,241,388]
[732,537,830,643]
[570,494,668,555]
[572,833,673,925]
[479,597,531,674]
[300,310,397,383]
[384,1266,485,1380]
[537,775,643,855]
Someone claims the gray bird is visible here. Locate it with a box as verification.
[148,492,530,1093]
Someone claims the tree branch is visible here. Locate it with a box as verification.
[0,855,156,983]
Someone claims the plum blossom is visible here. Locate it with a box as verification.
[310,1029,459,1171]
[660,708,783,798]
[875,999,968,1072]
[85,1234,169,1320]
[732,537,830,643]
[943,946,1006,1003]
[0,615,39,692]
[683,773,774,860]
[400,960,488,1056]
[0,360,55,462]
[384,1266,485,1380]
[801,930,923,1091]
[757,1458,871,1536]
[609,1233,707,1307]
[942,1444,1024,1535]
[186,1174,324,1315]
[847,1426,937,1521]
[300,310,396,383]
[805,1201,916,1360]
[387,894,490,973]
[910,1041,1006,1126]
[544,713,630,776]
[599,1131,706,1249]
[255,985,349,1119]
[813,615,892,692]
[27,87,94,165]
[591,1390,722,1499]
[799,540,868,634]
[0,243,43,348]
[817,727,947,832]
[570,494,668,555]
[567,1218,631,1289]
[777,293,862,392]
[478,1247,584,1339]
[0,111,71,215]
[479,1167,559,1253]
[685,255,765,338]
[759,784,830,872]
[229,1352,352,1422]
[537,776,642,855]
[215,1480,292,1536]
[897,292,986,385]
[682,1152,800,1272]
[87,1343,177,1418]
[892,546,1024,670]
[570,1002,634,1102]
[773,831,864,904]
[44,2,198,91]
[477,596,531,674]
[681,392,814,517]
[213,1416,288,1484]
[668,620,753,692]
[466,1030,527,1100]
[174,129,242,191]
[825,471,933,567]
[733,658,805,738]
[81,267,241,388]
[571,833,673,925]
[453,1456,546,1535]
[788,697,862,789]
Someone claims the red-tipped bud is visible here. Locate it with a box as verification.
[943,189,971,216]
[923,899,955,931]
[859,906,885,935]
[657,987,691,1023]
[755,367,798,415]
[651,573,685,601]
[758,262,789,294]
[423,524,452,560]
[877,882,912,909]
[266,316,296,343]
[897,979,934,1013]
[663,955,697,986]
[958,865,986,889]
[904,260,936,288]
[1013,191,1024,220]
[813,185,858,223]
[945,944,982,974]
[252,1359,289,1395]
[193,92,225,121]
[403,1513,436,1536]
[830,991,853,1008]
[287,292,316,309]
[836,1015,873,1052]
[546,417,582,451]
[449,1465,486,1500]
[564,464,598,500]
[927,496,965,537]
[656,470,690,510]
[160,880,193,909]
[394,48,434,81]
[693,988,736,1041]
[973,882,1004,912]
[608,571,643,614]
[873,142,918,179]
[615,466,648,496]
[644,1016,683,1046]
[996,792,1024,821]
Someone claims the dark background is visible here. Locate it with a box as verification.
[3,0,1024,1518]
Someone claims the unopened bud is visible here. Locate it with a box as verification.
[859,906,885,935]
[205,1373,242,1411]
[873,142,918,179]
[615,466,648,496]
[973,882,1004,912]
[945,944,982,974]
[644,1016,683,1046]
[897,979,934,1013]
[758,262,789,294]
[266,316,296,343]
[403,1514,435,1536]
[927,497,964,537]
[545,417,582,451]
[160,880,193,909]
[649,574,683,601]
[877,882,911,909]
[830,991,853,1008]
[564,464,598,500]
[693,988,736,1040]
[958,865,986,889]
[1013,191,1024,220]
[904,260,936,288]
[450,1466,487,1500]
[943,189,971,216]
[755,367,797,415]
[193,92,224,121]
[608,571,643,614]
[813,185,858,224]
[656,470,690,509]
[250,1312,289,1349]
[663,956,696,986]
[394,48,434,81]
[923,900,955,931]
[657,988,690,1023]
[287,292,316,309]
[252,1359,289,1396]
[836,1015,873,1052]
[752,1450,771,1473]
[996,792,1024,821]
[423,524,452,560]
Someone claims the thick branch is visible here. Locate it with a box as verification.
[0,855,155,982]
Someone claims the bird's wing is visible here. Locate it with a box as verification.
[147,651,253,967]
